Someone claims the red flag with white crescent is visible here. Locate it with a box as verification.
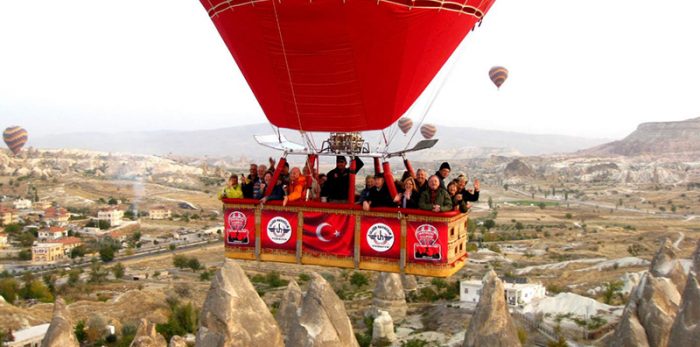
[302,212,354,257]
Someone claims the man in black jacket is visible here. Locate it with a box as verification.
[321,156,364,203]
[362,174,394,210]
[434,162,451,189]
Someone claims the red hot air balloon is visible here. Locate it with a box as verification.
[489,66,509,89]
[3,126,28,155]
[201,0,496,132]
[398,117,413,135]
[420,124,437,139]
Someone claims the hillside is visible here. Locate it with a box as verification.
[581,117,700,157]
[30,124,608,160]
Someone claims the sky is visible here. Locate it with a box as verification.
[1,0,699,140]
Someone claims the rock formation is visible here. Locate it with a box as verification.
[168,336,187,347]
[608,239,693,347]
[286,273,359,347]
[130,319,166,347]
[41,298,79,347]
[371,310,397,345]
[649,238,687,293]
[401,274,418,292]
[462,271,520,347]
[370,272,408,321]
[195,259,283,347]
[276,280,303,338]
[668,240,700,347]
[503,158,535,178]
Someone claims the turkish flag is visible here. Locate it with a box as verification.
[302,212,355,257]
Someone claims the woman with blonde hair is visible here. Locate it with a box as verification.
[394,176,420,209]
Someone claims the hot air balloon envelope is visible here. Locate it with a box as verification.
[489,66,508,89]
[202,0,496,132]
[420,124,437,139]
[398,117,413,134]
[3,126,28,155]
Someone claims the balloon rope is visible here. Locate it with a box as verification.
[403,37,465,151]
[271,0,308,148]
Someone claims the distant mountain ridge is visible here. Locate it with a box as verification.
[30,124,608,160]
[581,117,700,157]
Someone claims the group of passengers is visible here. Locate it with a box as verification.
[218,157,479,213]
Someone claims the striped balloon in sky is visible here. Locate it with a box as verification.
[3,126,28,155]
[420,124,437,139]
[398,117,413,134]
[488,66,509,89]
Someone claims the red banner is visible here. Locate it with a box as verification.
[302,212,354,257]
[360,217,400,259]
[261,211,297,251]
[224,208,255,248]
[407,221,447,263]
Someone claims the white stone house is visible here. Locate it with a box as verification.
[13,198,33,209]
[97,207,124,226]
[460,279,546,307]
[4,323,50,347]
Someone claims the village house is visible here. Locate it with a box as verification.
[33,200,52,210]
[98,207,124,226]
[38,226,67,241]
[43,207,70,225]
[4,323,50,347]
[31,243,65,263]
[56,236,82,256]
[0,232,8,248]
[460,279,546,307]
[0,207,19,226]
[148,206,171,220]
[13,198,32,209]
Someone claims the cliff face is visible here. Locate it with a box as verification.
[582,117,700,157]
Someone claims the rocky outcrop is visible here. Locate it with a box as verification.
[370,272,407,321]
[609,240,691,347]
[649,238,687,293]
[130,319,166,347]
[276,280,303,338]
[582,117,700,157]
[168,336,187,347]
[401,274,418,292]
[503,159,535,178]
[196,259,283,347]
[462,271,520,347]
[668,241,700,347]
[286,273,359,347]
[668,275,700,347]
[41,298,79,347]
[371,310,397,346]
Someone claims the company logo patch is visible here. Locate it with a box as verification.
[366,223,395,253]
[227,211,249,245]
[267,216,292,244]
[414,224,441,260]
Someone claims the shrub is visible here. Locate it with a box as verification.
[350,272,369,287]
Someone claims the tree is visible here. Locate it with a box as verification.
[503,183,509,191]
[89,260,108,283]
[538,202,547,209]
[0,278,20,303]
[187,258,202,272]
[483,219,496,231]
[75,320,88,343]
[515,221,524,230]
[3,224,21,234]
[99,246,115,262]
[20,280,54,302]
[173,255,189,269]
[168,244,177,252]
[68,269,82,285]
[18,249,32,260]
[112,263,125,279]
[108,197,118,205]
[17,232,35,247]
[70,245,87,259]
[487,196,493,209]
[602,281,623,304]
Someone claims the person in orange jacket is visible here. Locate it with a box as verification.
[283,167,307,206]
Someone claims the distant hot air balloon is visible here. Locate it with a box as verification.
[398,117,413,134]
[3,126,28,155]
[489,66,508,89]
[420,124,437,139]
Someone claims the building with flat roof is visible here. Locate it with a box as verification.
[4,323,50,347]
[98,207,124,226]
[38,226,67,241]
[31,243,65,263]
[0,207,19,226]
[13,198,32,210]
[148,206,171,220]
[0,232,7,248]
[55,237,82,255]
[460,279,546,307]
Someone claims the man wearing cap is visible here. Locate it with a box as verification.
[362,173,394,211]
[321,156,364,203]
[434,162,451,189]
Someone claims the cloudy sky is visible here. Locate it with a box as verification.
[1,0,699,140]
